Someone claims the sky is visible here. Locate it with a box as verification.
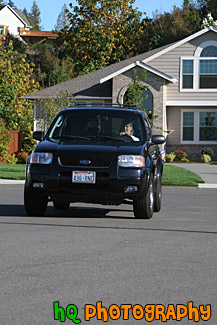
[13,0,184,31]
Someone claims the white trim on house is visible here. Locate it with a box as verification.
[167,101,217,106]
[100,61,176,84]
[5,5,30,27]
[181,108,217,144]
[143,26,217,64]
[194,40,217,56]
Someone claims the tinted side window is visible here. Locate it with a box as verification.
[144,118,152,140]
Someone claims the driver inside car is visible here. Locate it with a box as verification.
[120,122,139,141]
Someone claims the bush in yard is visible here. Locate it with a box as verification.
[0,119,12,160]
[175,150,188,161]
[4,154,18,165]
[165,152,176,162]
[180,157,190,162]
[16,151,29,164]
[202,147,214,157]
[21,129,36,154]
[201,154,211,163]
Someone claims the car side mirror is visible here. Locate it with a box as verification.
[152,135,166,144]
[33,131,44,141]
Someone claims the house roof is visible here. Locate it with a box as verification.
[24,42,175,100]
[14,9,30,26]
[24,26,217,100]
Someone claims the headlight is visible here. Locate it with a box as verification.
[30,152,53,164]
[118,155,145,167]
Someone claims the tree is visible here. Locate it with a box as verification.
[37,90,74,131]
[25,0,42,30]
[27,43,75,88]
[196,0,217,20]
[124,69,148,109]
[143,0,201,50]
[54,4,70,31]
[59,0,145,75]
[0,41,39,130]
[0,0,5,6]
[7,0,17,9]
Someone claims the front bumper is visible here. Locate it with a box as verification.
[26,162,149,205]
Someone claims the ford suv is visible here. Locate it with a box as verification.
[24,104,165,219]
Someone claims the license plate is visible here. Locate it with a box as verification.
[72,171,96,184]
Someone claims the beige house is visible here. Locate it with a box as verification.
[25,26,217,160]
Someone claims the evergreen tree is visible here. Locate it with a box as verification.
[27,0,42,30]
[0,0,5,6]
[7,0,17,9]
[54,4,70,31]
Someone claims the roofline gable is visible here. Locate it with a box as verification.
[100,60,176,84]
[143,26,217,63]
[4,5,31,27]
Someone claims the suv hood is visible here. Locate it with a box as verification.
[35,140,144,156]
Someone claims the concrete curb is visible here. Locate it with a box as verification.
[0,179,25,185]
[198,184,217,189]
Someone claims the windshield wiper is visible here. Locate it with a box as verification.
[51,135,90,141]
[88,136,128,142]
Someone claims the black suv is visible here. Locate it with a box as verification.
[24,104,165,219]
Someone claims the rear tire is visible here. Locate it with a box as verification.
[154,174,162,212]
[24,185,48,216]
[53,202,70,210]
[133,174,154,219]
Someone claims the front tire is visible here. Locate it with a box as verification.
[133,174,154,219]
[154,174,162,212]
[24,185,48,216]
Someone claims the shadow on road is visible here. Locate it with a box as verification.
[0,204,133,219]
[1,204,217,235]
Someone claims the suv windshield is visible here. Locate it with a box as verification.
[47,109,145,145]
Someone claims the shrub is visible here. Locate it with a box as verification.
[175,150,188,161]
[202,147,214,156]
[180,157,189,162]
[21,129,37,154]
[16,151,29,164]
[0,119,12,160]
[4,154,18,165]
[165,152,176,162]
[201,154,211,163]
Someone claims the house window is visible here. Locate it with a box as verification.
[199,59,217,88]
[200,112,217,141]
[182,60,193,89]
[182,109,217,144]
[0,27,3,35]
[180,41,217,91]
[183,112,194,140]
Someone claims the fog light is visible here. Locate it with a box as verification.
[33,182,44,189]
[125,186,138,193]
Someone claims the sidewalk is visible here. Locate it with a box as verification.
[166,162,217,188]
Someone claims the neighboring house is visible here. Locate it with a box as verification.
[0,5,31,41]
[0,5,58,44]
[24,26,217,160]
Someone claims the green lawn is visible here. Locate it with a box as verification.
[162,165,204,187]
[0,164,26,180]
[0,163,204,186]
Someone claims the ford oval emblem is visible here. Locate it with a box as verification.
[80,160,91,165]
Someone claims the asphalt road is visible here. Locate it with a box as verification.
[0,185,217,324]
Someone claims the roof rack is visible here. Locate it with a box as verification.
[73,103,139,110]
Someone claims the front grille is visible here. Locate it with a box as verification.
[59,156,112,168]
